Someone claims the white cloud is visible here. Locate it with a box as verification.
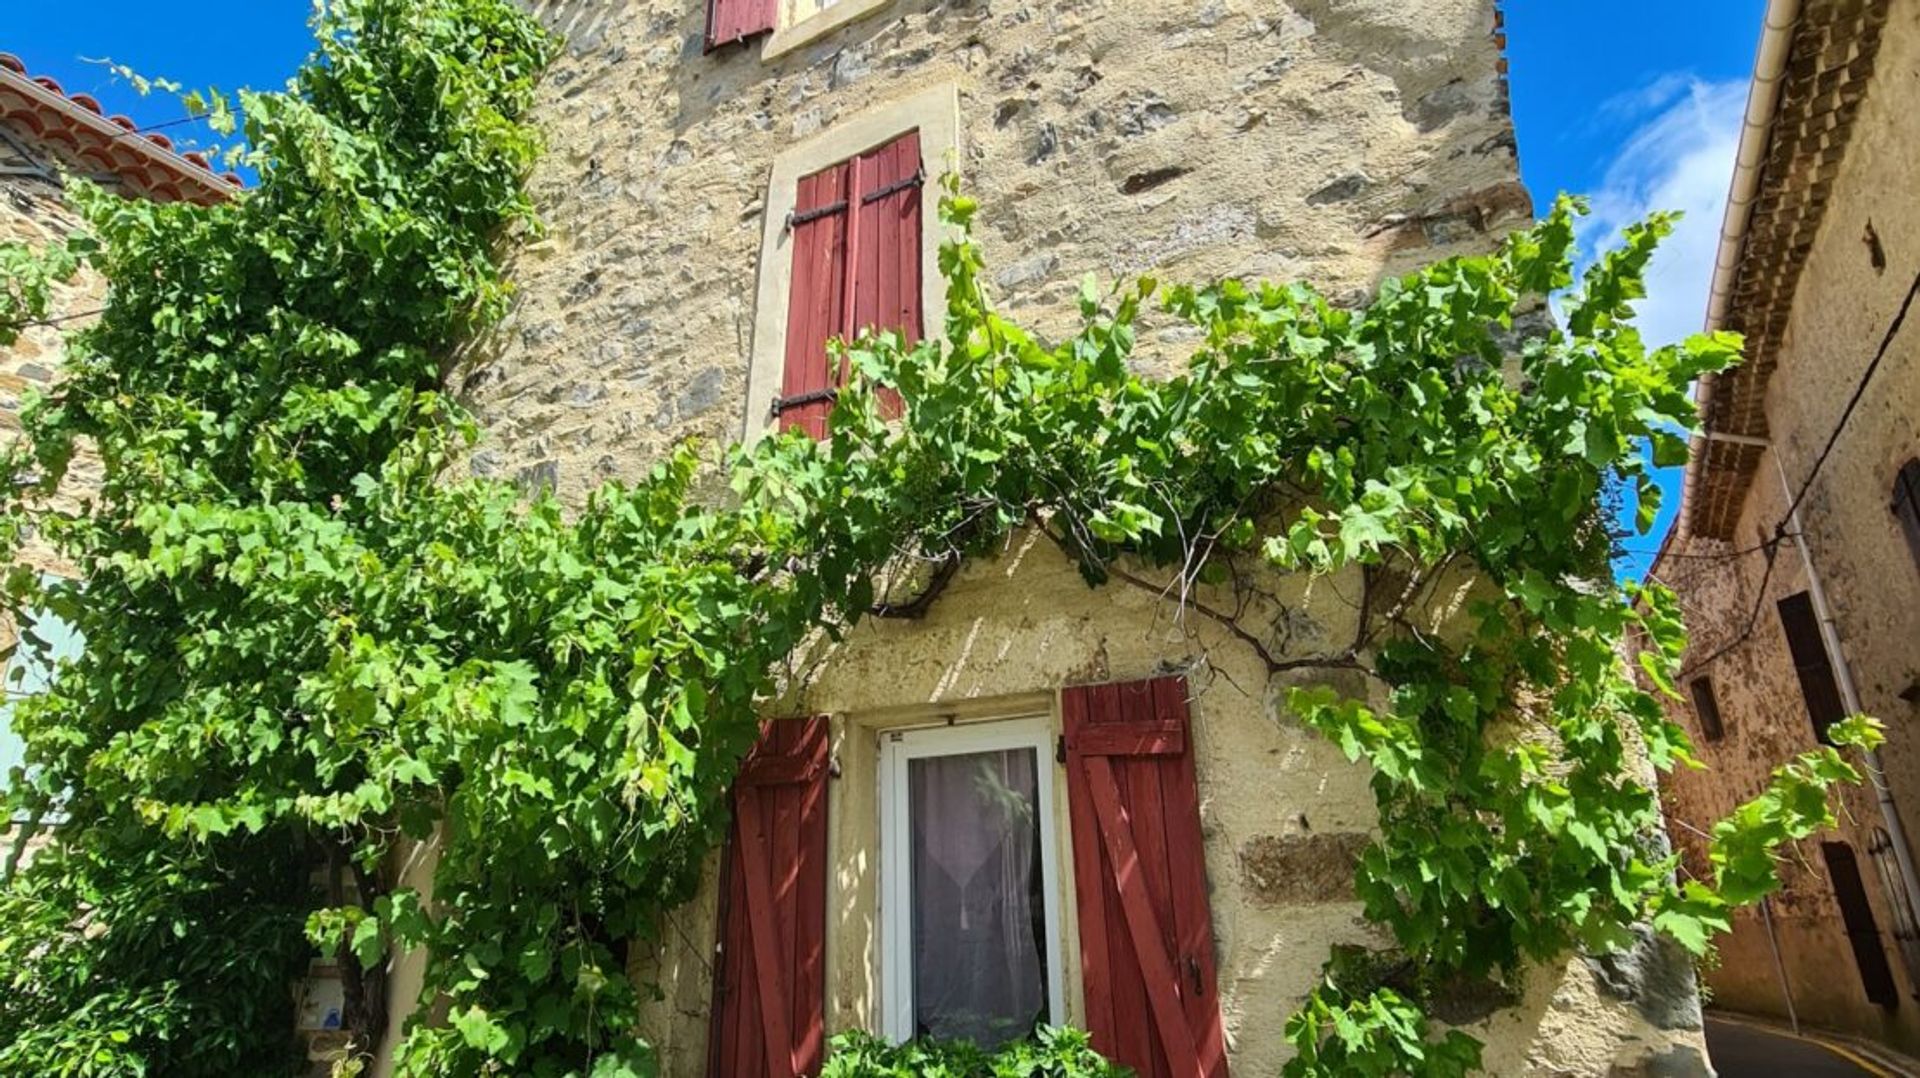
[1574,77,1748,348]
[1591,71,1694,130]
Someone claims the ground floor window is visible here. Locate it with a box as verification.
[1823,840,1901,1007]
[1868,827,1920,997]
[879,717,1065,1046]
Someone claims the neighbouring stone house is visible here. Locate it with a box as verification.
[1635,0,1920,1057]
[0,51,239,863]
[359,1,1713,1074]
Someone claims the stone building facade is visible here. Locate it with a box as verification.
[1639,0,1920,1058]
[377,1,1718,1074]
[0,52,238,854]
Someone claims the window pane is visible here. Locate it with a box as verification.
[0,701,21,788]
[7,604,84,697]
[2,602,83,792]
[908,747,1048,1045]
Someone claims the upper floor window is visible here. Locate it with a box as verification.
[774,130,922,439]
[704,0,774,49]
[744,85,958,443]
[1687,676,1725,742]
[1777,590,1847,745]
[705,0,896,59]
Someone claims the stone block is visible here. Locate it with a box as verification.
[1239,831,1370,905]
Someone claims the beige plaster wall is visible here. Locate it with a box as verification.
[1644,3,1920,1055]
[627,537,1707,1075]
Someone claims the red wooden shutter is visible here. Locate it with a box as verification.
[708,717,831,1078]
[706,0,775,50]
[1063,677,1229,1078]
[778,163,851,439]
[775,131,921,437]
[849,131,921,421]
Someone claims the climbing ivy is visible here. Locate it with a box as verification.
[821,1027,1127,1078]
[0,1,1882,1075]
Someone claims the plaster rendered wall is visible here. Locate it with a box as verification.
[628,538,1708,1076]
[1646,4,1920,1054]
[465,0,1710,1072]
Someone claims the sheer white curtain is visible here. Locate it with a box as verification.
[907,747,1049,1045]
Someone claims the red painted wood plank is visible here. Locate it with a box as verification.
[792,720,829,1074]
[738,752,823,787]
[1091,682,1154,1073]
[1119,681,1178,1078]
[780,165,849,439]
[1062,685,1118,1056]
[837,151,864,394]
[1150,679,1228,1077]
[851,131,917,421]
[769,725,802,1076]
[1070,720,1186,757]
[739,793,797,1078]
[1084,753,1205,1078]
[706,0,775,49]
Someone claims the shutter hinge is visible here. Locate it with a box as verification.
[782,169,923,232]
[1056,735,1067,764]
[785,198,849,232]
[770,386,838,416]
[861,167,925,205]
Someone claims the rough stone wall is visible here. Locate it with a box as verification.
[465,0,1532,504]
[450,0,1713,1072]
[1643,3,1920,1055]
[0,130,101,576]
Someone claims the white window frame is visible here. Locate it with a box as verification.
[877,715,1066,1044]
[743,82,961,444]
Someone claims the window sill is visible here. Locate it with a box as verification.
[762,0,893,61]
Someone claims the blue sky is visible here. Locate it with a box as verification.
[0,1,1766,582]
[1506,1,1766,578]
[0,5,313,165]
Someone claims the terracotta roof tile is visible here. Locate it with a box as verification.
[0,50,240,205]
[1686,0,1892,540]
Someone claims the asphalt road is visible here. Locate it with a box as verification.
[1705,1016,1889,1077]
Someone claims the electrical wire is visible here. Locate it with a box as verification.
[1777,266,1920,527]
[1673,529,1783,682]
[1668,264,1920,679]
[1615,535,1785,562]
